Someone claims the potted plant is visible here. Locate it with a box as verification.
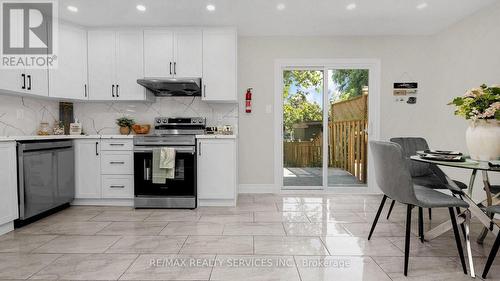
[449,84,500,160]
[116,117,136,135]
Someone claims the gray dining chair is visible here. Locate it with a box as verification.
[368,141,474,276]
[482,205,500,279]
[385,137,468,241]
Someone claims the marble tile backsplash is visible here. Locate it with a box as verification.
[0,95,59,136]
[0,96,238,136]
[74,97,239,135]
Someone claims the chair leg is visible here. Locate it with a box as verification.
[428,208,432,220]
[462,210,475,278]
[482,231,500,279]
[449,207,467,275]
[386,199,396,220]
[404,204,413,276]
[368,195,387,240]
[418,207,424,242]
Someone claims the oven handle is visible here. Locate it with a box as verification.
[133,146,195,154]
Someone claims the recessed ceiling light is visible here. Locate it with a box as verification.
[136,4,146,12]
[206,4,216,12]
[346,3,356,10]
[67,5,78,12]
[276,3,286,11]
[416,2,428,10]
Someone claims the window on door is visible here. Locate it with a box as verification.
[281,67,369,189]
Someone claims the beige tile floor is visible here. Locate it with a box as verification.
[0,193,498,280]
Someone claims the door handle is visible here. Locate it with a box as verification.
[174,62,177,75]
[27,75,32,90]
[170,62,172,75]
[112,85,115,97]
[116,84,119,98]
[84,84,87,98]
[203,84,206,97]
[198,142,201,156]
[21,74,26,89]
[95,142,99,156]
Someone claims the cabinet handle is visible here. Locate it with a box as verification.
[84,84,87,97]
[27,75,32,90]
[174,62,177,75]
[112,85,115,97]
[110,185,125,188]
[109,143,125,146]
[198,142,201,156]
[203,84,206,97]
[169,62,172,75]
[95,142,99,156]
[116,84,120,98]
[21,74,26,89]
[110,161,125,165]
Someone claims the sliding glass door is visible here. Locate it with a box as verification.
[282,69,324,189]
[281,65,370,190]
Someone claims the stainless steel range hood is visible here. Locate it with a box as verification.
[137,78,202,96]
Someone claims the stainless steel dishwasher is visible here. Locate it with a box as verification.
[17,140,75,222]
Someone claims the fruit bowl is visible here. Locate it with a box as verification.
[132,124,151,134]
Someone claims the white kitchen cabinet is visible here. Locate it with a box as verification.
[101,151,133,175]
[0,142,19,231]
[144,29,202,78]
[174,30,203,77]
[88,29,146,101]
[74,139,101,198]
[101,175,134,199]
[0,69,24,94]
[49,24,88,99]
[88,30,115,100]
[202,28,237,102]
[197,139,237,205]
[144,30,174,77]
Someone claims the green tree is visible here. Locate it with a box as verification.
[331,69,368,101]
[282,70,323,139]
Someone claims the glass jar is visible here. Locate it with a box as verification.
[38,122,51,136]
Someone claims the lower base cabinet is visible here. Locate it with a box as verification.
[0,142,19,233]
[197,138,237,206]
[75,140,101,198]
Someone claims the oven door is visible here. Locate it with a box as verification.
[133,146,196,197]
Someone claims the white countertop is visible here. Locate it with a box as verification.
[0,134,134,142]
[195,134,237,139]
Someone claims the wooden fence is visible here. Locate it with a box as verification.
[284,93,368,183]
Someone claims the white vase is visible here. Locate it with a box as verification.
[465,120,500,161]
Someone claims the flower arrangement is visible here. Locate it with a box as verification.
[448,84,500,121]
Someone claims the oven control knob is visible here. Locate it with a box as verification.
[156,119,161,124]
[162,118,168,123]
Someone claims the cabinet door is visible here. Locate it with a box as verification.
[75,140,101,199]
[116,30,144,100]
[197,139,236,200]
[49,24,88,99]
[174,30,202,77]
[0,142,18,225]
[88,30,115,100]
[24,69,49,97]
[144,30,174,77]
[202,29,237,102]
[0,69,24,94]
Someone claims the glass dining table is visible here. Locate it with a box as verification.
[410,155,499,244]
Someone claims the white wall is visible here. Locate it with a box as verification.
[237,2,500,195]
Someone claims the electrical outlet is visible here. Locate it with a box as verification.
[16,109,24,119]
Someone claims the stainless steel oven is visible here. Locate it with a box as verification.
[133,117,205,209]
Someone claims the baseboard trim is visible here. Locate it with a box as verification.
[0,221,14,236]
[238,184,276,194]
[198,199,237,207]
[72,198,134,207]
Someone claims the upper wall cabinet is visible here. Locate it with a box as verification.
[88,29,148,101]
[49,24,88,100]
[202,28,237,102]
[144,29,202,78]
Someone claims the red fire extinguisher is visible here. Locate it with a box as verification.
[245,88,253,113]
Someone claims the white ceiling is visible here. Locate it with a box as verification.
[58,0,497,36]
